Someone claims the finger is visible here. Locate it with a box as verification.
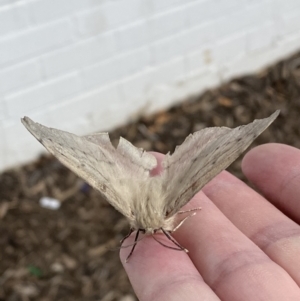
[172,192,300,300]
[121,152,220,301]
[242,143,300,223]
[120,233,220,301]
[202,170,300,286]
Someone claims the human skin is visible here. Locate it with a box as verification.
[120,143,300,301]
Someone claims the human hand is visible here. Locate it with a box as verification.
[120,143,300,301]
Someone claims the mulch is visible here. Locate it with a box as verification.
[1,50,300,301]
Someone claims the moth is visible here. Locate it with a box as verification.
[22,110,279,261]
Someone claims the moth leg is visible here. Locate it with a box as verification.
[120,228,134,244]
[125,230,141,263]
[177,207,201,214]
[161,228,188,253]
[172,212,197,232]
[152,235,183,251]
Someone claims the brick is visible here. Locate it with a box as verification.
[186,0,215,27]
[214,2,271,39]
[0,3,30,37]
[219,35,300,80]
[46,84,122,134]
[182,70,220,99]
[180,23,215,52]
[247,23,275,52]
[149,7,187,41]
[0,0,10,5]
[214,34,247,63]
[0,99,6,120]
[78,33,116,66]
[234,35,300,78]
[152,22,214,64]
[120,47,151,77]
[82,58,122,90]
[152,33,184,64]
[5,73,82,117]
[215,0,247,14]
[282,11,300,35]
[119,69,154,105]
[29,0,89,24]
[151,0,189,12]
[186,47,214,75]
[119,60,199,116]
[277,31,300,56]
[82,47,151,89]
[0,19,72,66]
[151,57,185,85]
[41,32,116,77]
[41,45,81,78]
[76,0,145,36]
[246,2,272,24]
[75,6,107,37]
[187,0,247,27]
[116,20,149,52]
[275,0,300,15]
[104,0,150,27]
[0,59,41,94]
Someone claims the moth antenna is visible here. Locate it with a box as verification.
[177,207,201,214]
[152,234,184,251]
[172,212,197,232]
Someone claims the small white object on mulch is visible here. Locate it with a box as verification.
[39,197,61,210]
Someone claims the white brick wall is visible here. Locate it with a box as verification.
[1,0,300,171]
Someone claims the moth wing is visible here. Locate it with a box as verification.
[21,117,157,219]
[161,110,280,216]
[84,133,157,175]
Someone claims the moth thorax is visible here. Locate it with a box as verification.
[132,211,175,234]
[134,210,165,231]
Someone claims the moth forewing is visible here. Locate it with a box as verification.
[161,110,280,217]
[21,117,141,220]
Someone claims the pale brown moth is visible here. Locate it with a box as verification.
[21,110,279,261]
